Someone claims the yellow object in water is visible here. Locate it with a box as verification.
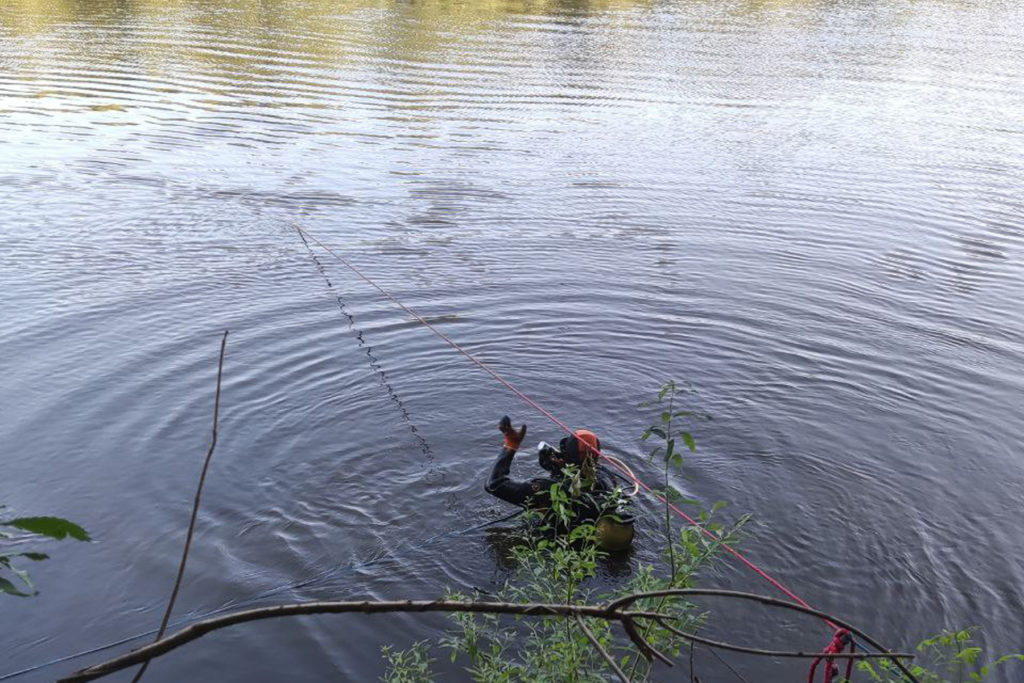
[597,517,635,552]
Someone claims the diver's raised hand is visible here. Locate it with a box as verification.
[499,415,527,451]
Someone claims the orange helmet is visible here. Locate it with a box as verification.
[560,429,601,467]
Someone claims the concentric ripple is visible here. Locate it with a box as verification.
[2,0,1023,681]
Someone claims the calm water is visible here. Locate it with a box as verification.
[2,0,1023,680]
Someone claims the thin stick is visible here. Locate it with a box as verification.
[574,614,631,683]
[128,331,229,683]
[648,616,912,660]
[622,615,673,666]
[704,644,753,683]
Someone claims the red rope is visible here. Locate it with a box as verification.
[808,629,855,683]
[296,225,838,632]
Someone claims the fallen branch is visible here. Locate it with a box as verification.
[61,591,916,683]
[60,599,668,683]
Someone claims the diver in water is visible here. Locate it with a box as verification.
[485,416,635,551]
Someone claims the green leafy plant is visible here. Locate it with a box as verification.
[382,640,434,683]
[626,380,748,679]
[382,382,746,682]
[0,508,90,596]
[856,629,1023,683]
[436,472,616,683]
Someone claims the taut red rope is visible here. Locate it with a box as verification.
[295,225,840,635]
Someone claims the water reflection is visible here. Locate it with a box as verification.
[1,0,661,37]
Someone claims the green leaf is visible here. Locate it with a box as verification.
[3,552,49,562]
[0,576,33,597]
[9,564,35,591]
[4,517,90,541]
[682,432,697,453]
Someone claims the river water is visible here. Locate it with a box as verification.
[1,0,1022,680]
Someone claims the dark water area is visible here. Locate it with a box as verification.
[2,0,1023,680]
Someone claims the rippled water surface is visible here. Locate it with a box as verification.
[2,0,1023,680]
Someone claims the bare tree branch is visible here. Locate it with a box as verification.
[574,613,631,683]
[129,331,228,683]
[60,592,916,683]
[649,615,912,661]
[622,614,673,666]
[60,599,667,683]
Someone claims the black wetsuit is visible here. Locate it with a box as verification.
[485,447,617,523]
